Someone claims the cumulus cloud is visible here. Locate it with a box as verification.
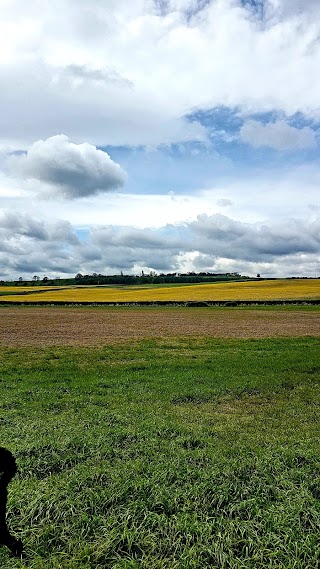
[188,213,320,262]
[8,135,127,198]
[0,212,48,241]
[239,120,317,151]
[0,212,78,244]
[1,210,320,280]
[0,212,80,278]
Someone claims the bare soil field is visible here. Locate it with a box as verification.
[1,306,320,346]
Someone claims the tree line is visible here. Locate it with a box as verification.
[1,271,255,287]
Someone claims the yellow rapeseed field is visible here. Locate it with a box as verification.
[0,286,53,293]
[1,279,320,302]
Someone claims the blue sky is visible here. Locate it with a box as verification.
[103,105,320,198]
[1,0,320,278]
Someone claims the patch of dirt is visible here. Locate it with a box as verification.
[1,307,320,347]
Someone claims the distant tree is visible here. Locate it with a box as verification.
[32,275,40,281]
[42,276,48,282]
[257,274,261,278]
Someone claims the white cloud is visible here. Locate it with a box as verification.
[2,160,320,229]
[216,198,234,207]
[8,135,127,198]
[240,120,317,151]
[1,1,320,147]
[267,0,320,20]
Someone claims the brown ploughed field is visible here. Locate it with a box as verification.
[1,306,320,346]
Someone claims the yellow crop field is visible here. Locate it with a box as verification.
[0,286,54,293]
[1,279,320,303]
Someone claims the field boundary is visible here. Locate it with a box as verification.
[1,299,320,307]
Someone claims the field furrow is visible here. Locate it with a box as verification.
[1,306,320,346]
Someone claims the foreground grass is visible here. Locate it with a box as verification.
[1,337,320,568]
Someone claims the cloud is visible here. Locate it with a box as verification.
[216,198,234,207]
[61,64,133,88]
[0,212,78,244]
[239,120,317,151]
[9,135,127,198]
[267,0,320,20]
[0,59,207,148]
[1,210,320,280]
[2,0,320,148]
[188,213,320,262]
[0,212,48,241]
[0,212,80,277]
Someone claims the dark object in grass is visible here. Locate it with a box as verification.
[0,447,24,557]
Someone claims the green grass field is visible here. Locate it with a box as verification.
[1,334,320,568]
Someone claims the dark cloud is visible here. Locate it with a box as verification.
[0,212,48,241]
[91,225,185,250]
[0,212,80,278]
[0,212,78,244]
[188,214,320,262]
[8,135,127,199]
[1,211,320,280]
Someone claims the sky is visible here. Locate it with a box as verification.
[1,0,320,279]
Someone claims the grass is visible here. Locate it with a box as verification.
[1,279,320,303]
[1,335,320,567]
